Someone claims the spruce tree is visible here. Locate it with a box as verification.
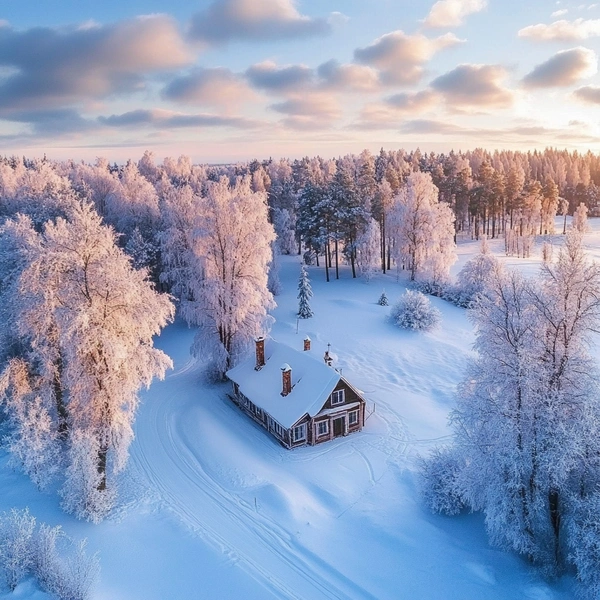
[297,264,314,318]
[378,290,388,306]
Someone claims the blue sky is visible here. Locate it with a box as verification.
[2,0,600,162]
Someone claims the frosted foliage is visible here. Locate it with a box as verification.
[377,291,388,306]
[125,226,156,270]
[272,208,296,255]
[356,218,381,281]
[7,388,61,490]
[573,202,589,232]
[447,234,600,577]
[0,512,100,600]
[389,172,456,283]
[7,202,174,518]
[61,431,116,523]
[159,184,202,302]
[390,291,440,331]
[0,508,35,590]
[267,243,282,296]
[419,447,465,516]
[569,494,600,600]
[181,177,276,376]
[297,263,314,319]
[456,252,502,305]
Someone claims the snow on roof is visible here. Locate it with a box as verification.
[226,339,341,429]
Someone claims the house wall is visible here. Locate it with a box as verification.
[229,377,366,449]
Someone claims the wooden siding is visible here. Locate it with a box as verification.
[228,374,367,449]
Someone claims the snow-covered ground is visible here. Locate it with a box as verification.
[5,219,598,600]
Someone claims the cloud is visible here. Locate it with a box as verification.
[522,47,597,88]
[98,108,258,129]
[163,67,254,109]
[188,0,330,44]
[353,90,439,130]
[245,61,313,92]
[423,0,487,28]
[3,108,97,136]
[317,60,379,92]
[573,84,600,103]
[518,18,600,41]
[0,16,192,114]
[551,9,568,17]
[354,30,463,85]
[269,94,341,129]
[401,119,463,134]
[431,64,514,108]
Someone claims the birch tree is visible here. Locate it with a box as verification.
[181,176,276,377]
[5,203,174,520]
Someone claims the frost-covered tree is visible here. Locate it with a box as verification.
[182,177,276,376]
[436,232,600,578]
[572,202,589,232]
[454,243,502,307]
[297,263,314,319]
[390,291,440,331]
[389,172,456,282]
[355,218,381,281]
[3,203,174,519]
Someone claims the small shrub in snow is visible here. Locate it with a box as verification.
[0,509,100,600]
[418,447,465,516]
[0,508,36,590]
[58,539,100,600]
[377,290,389,306]
[390,291,441,331]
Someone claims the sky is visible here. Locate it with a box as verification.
[2,0,600,163]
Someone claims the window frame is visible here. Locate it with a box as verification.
[316,420,329,437]
[293,424,307,442]
[348,410,359,426]
[331,389,345,406]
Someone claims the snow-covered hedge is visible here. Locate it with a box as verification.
[0,508,99,599]
[390,291,441,331]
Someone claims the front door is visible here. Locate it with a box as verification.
[333,416,345,437]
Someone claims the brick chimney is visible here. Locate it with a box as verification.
[255,337,265,370]
[281,363,292,396]
[303,336,311,351]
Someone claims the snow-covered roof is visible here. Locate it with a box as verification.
[226,339,341,429]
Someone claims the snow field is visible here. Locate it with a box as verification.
[6,221,598,599]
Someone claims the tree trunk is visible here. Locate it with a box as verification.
[53,354,68,439]
[335,237,339,280]
[325,241,330,282]
[97,443,108,491]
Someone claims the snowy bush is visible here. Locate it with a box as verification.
[419,447,465,516]
[390,291,441,331]
[0,508,36,590]
[0,509,100,599]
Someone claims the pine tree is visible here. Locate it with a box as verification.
[377,290,388,306]
[297,263,314,319]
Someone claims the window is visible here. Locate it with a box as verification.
[331,389,345,405]
[317,421,329,437]
[293,424,306,442]
[349,410,359,426]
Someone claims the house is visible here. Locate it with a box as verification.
[225,336,366,449]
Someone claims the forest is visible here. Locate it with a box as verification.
[1,146,600,597]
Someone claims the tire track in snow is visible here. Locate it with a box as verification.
[132,361,379,600]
